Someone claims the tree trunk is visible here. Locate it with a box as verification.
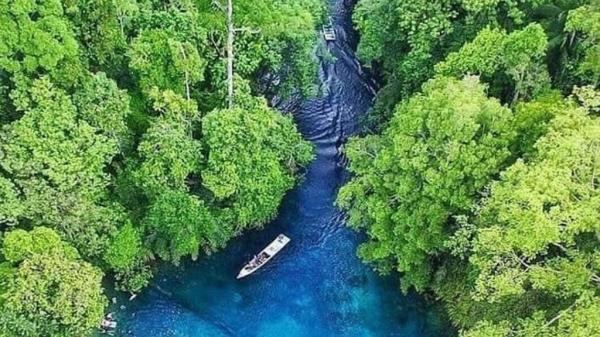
[178,44,191,101]
[227,0,234,108]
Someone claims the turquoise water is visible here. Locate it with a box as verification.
[113,1,453,336]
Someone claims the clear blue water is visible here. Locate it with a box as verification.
[113,1,454,336]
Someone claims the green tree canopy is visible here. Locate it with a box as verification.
[565,1,600,86]
[338,76,516,291]
[142,188,220,264]
[132,89,202,194]
[0,77,124,257]
[202,96,313,228]
[457,100,600,337]
[129,29,206,96]
[63,0,128,73]
[0,0,83,87]
[0,227,106,337]
[194,0,323,98]
[0,0,318,323]
[73,72,132,148]
[103,221,151,293]
[435,23,550,101]
[353,0,546,97]
[471,105,600,301]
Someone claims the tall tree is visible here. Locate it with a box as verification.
[142,189,220,264]
[73,72,132,148]
[121,89,207,264]
[435,23,550,102]
[129,29,206,96]
[352,0,548,121]
[103,221,151,293]
[62,0,128,74]
[132,89,202,194]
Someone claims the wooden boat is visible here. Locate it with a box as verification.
[237,234,290,279]
[99,313,117,334]
[323,17,336,41]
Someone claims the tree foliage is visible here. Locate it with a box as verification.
[565,1,600,86]
[0,0,83,87]
[131,89,202,194]
[0,1,318,334]
[73,72,132,147]
[471,104,600,298]
[103,221,151,292]
[202,96,314,227]
[0,78,124,257]
[436,23,550,101]
[143,189,219,264]
[353,0,545,101]
[129,29,206,95]
[449,103,600,337]
[0,227,106,337]
[344,2,600,335]
[338,76,515,291]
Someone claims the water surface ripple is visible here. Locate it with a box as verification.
[116,1,451,336]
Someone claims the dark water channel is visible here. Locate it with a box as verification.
[114,1,453,336]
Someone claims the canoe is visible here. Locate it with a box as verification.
[237,234,290,279]
[323,17,336,41]
[323,27,336,41]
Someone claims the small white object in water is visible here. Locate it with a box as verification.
[237,234,290,279]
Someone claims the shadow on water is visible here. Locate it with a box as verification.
[114,0,455,336]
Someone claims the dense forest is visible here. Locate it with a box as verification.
[339,0,600,337]
[0,1,322,336]
[1,0,600,336]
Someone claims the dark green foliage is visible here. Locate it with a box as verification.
[511,90,568,157]
[436,24,551,101]
[63,0,128,74]
[129,29,206,95]
[104,222,151,292]
[131,89,202,194]
[73,72,132,148]
[143,189,220,264]
[565,1,600,86]
[353,0,545,110]
[352,0,600,123]
[195,0,324,98]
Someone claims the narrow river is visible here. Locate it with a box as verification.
[115,1,452,336]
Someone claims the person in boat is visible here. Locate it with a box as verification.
[247,255,259,268]
[252,253,266,266]
[258,252,270,263]
[101,319,114,330]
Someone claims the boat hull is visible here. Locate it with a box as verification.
[237,234,290,279]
